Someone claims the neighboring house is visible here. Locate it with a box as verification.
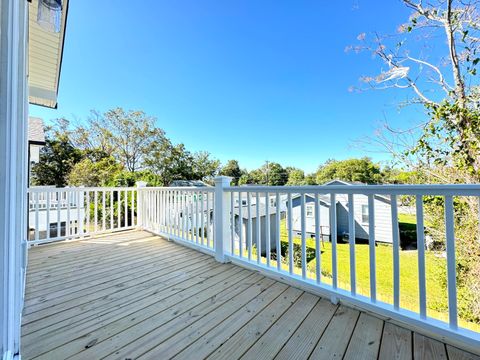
[28,117,46,184]
[289,193,332,241]
[288,180,394,243]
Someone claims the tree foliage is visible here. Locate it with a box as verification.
[219,160,244,185]
[31,123,83,187]
[315,158,383,184]
[72,108,165,172]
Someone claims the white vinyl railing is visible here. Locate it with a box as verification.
[220,182,480,352]
[28,187,138,245]
[139,186,216,254]
[27,179,480,351]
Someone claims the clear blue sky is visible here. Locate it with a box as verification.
[30,0,426,173]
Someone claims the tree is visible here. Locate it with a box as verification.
[220,160,243,185]
[191,151,220,183]
[315,158,383,184]
[351,0,480,177]
[144,140,194,186]
[31,126,83,187]
[72,108,165,172]
[67,157,123,187]
[286,168,306,185]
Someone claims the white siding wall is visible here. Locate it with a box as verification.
[290,202,330,237]
[288,194,393,243]
[336,194,393,243]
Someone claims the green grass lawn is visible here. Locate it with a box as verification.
[273,218,478,331]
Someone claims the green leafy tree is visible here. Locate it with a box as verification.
[286,168,306,185]
[220,160,243,185]
[72,108,165,172]
[315,158,383,184]
[192,151,220,184]
[31,127,83,187]
[68,157,123,187]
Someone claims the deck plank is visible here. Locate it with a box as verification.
[136,278,284,359]
[239,292,319,360]
[343,312,384,360]
[22,263,239,359]
[308,305,360,360]
[207,287,304,360]
[274,298,337,360]
[413,333,447,360]
[21,231,479,360]
[447,345,480,360]
[378,322,412,360]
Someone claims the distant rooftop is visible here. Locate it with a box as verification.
[169,180,211,187]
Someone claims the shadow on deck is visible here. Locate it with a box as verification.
[21,230,479,360]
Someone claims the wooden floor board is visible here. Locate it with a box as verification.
[274,298,338,360]
[343,312,384,360]
[378,322,413,360]
[308,305,360,360]
[207,287,304,360]
[20,230,479,360]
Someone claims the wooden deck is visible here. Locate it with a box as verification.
[21,230,479,360]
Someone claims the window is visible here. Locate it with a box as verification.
[306,205,314,218]
[361,204,369,223]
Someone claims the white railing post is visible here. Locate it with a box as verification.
[136,181,147,229]
[214,176,232,263]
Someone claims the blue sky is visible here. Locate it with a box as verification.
[30,0,427,173]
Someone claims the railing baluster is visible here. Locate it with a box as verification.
[247,192,252,261]
[265,192,271,267]
[102,190,106,232]
[34,192,40,241]
[276,192,281,271]
[368,194,376,301]
[131,189,135,227]
[416,195,427,318]
[94,190,98,233]
[67,189,71,237]
[117,190,121,229]
[201,191,205,245]
[46,190,51,240]
[315,193,321,283]
[287,193,293,275]
[195,191,199,243]
[230,192,234,253]
[391,194,400,310]
[86,190,90,234]
[301,193,306,279]
[77,190,81,236]
[330,193,337,289]
[256,192,261,264]
[348,194,356,295]
[206,192,211,247]
[110,190,114,230]
[445,195,458,329]
[125,189,128,228]
[239,191,243,258]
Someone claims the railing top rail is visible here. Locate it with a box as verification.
[225,184,480,196]
[27,186,137,193]
[142,186,215,192]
